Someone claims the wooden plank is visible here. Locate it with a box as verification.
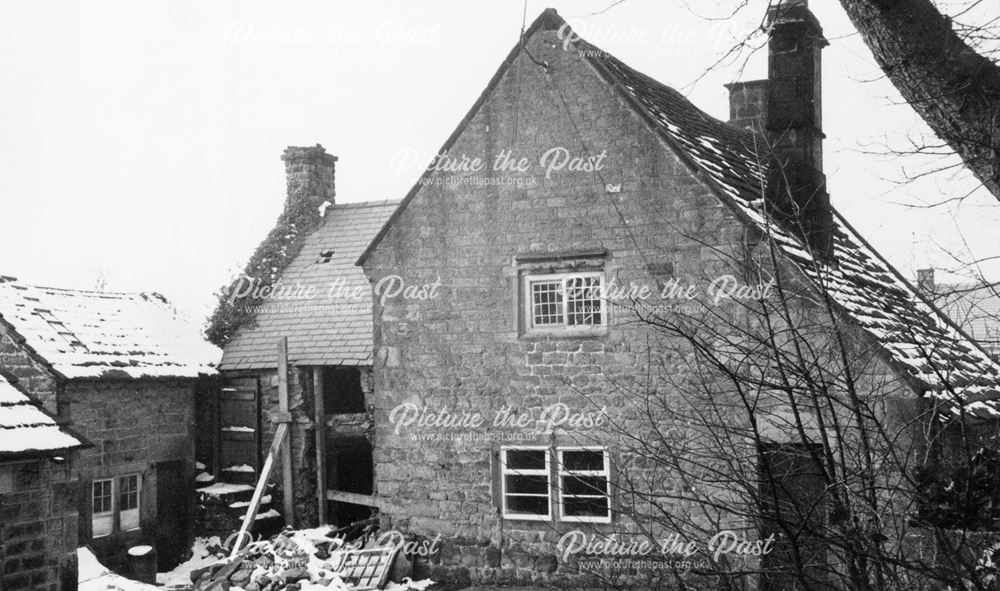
[326,489,386,509]
[314,367,328,524]
[228,422,288,560]
[277,338,295,524]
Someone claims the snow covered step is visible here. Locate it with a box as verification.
[221,463,255,474]
[196,481,255,503]
[228,495,271,510]
[219,462,257,484]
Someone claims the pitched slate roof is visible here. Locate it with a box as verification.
[934,283,1000,358]
[359,9,1000,417]
[0,278,220,380]
[0,372,87,459]
[581,33,1000,416]
[220,200,399,370]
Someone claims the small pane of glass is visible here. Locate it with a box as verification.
[531,281,564,326]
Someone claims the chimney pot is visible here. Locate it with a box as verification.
[917,268,936,294]
[725,80,769,132]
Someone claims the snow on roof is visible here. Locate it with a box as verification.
[933,282,1000,358]
[581,36,1000,416]
[0,277,220,380]
[0,373,86,459]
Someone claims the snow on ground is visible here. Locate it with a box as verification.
[150,530,436,591]
[156,536,223,587]
[78,547,159,591]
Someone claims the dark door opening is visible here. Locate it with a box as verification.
[322,367,365,414]
[218,377,261,484]
[758,443,830,591]
[326,437,375,526]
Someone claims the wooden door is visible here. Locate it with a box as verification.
[218,377,261,484]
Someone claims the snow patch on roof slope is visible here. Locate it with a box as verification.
[0,277,220,379]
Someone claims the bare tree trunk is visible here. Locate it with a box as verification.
[838,0,1000,199]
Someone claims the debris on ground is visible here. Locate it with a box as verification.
[177,523,435,591]
[158,536,226,587]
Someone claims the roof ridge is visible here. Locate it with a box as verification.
[329,199,402,210]
[0,278,154,299]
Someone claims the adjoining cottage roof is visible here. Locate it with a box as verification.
[358,9,1000,417]
[220,200,399,371]
[0,372,87,459]
[0,278,220,380]
[933,283,1000,359]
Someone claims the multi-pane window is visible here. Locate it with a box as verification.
[500,448,551,520]
[557,449,612,522]
[499,446,612,523]
[119,474,140,531]
[525,272,605,332]
[92,479,114,537]
[91,474,140,537]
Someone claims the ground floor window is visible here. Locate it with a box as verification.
[498,446,612,523]
[91,473,141,537]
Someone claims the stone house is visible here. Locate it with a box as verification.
[0,277,219,573]
[0,372,88,591]
[357,4,1000,588]
[204,146,397,533]
[917,268,999,359]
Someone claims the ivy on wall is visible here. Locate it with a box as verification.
[205,190,327,347]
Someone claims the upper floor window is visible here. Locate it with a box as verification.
[523,272,606,334]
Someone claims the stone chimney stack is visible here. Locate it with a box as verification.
[764,0,833,259]
[281,144,337,212]
[725,80,769,132]
[917,268,936,294]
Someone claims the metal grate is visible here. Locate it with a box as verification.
[338,546,397,590]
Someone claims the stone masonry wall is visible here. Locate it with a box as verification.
[0,459,79,591]
[64,379,196,568]
[363,25,920,588]
[0,323,59,415]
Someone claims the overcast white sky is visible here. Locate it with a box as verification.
[1,0,997,325]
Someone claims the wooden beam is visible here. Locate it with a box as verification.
[277,338,294,525]
[229,422,289,559]
[313,367,328,524]
[326,489,387,509]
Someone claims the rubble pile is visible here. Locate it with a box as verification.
[186,525,433,591]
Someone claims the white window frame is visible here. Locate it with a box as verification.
[91,473,141,537]
[91,478,114,538]
[556,447,612,524]
[523,271,607,334]
[500,446,552,521]
[118,473,141,532]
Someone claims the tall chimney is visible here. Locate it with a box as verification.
[281,144,337,211]
[764,0,833,259]
[917,268,936,295]
[724,80,769,132]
